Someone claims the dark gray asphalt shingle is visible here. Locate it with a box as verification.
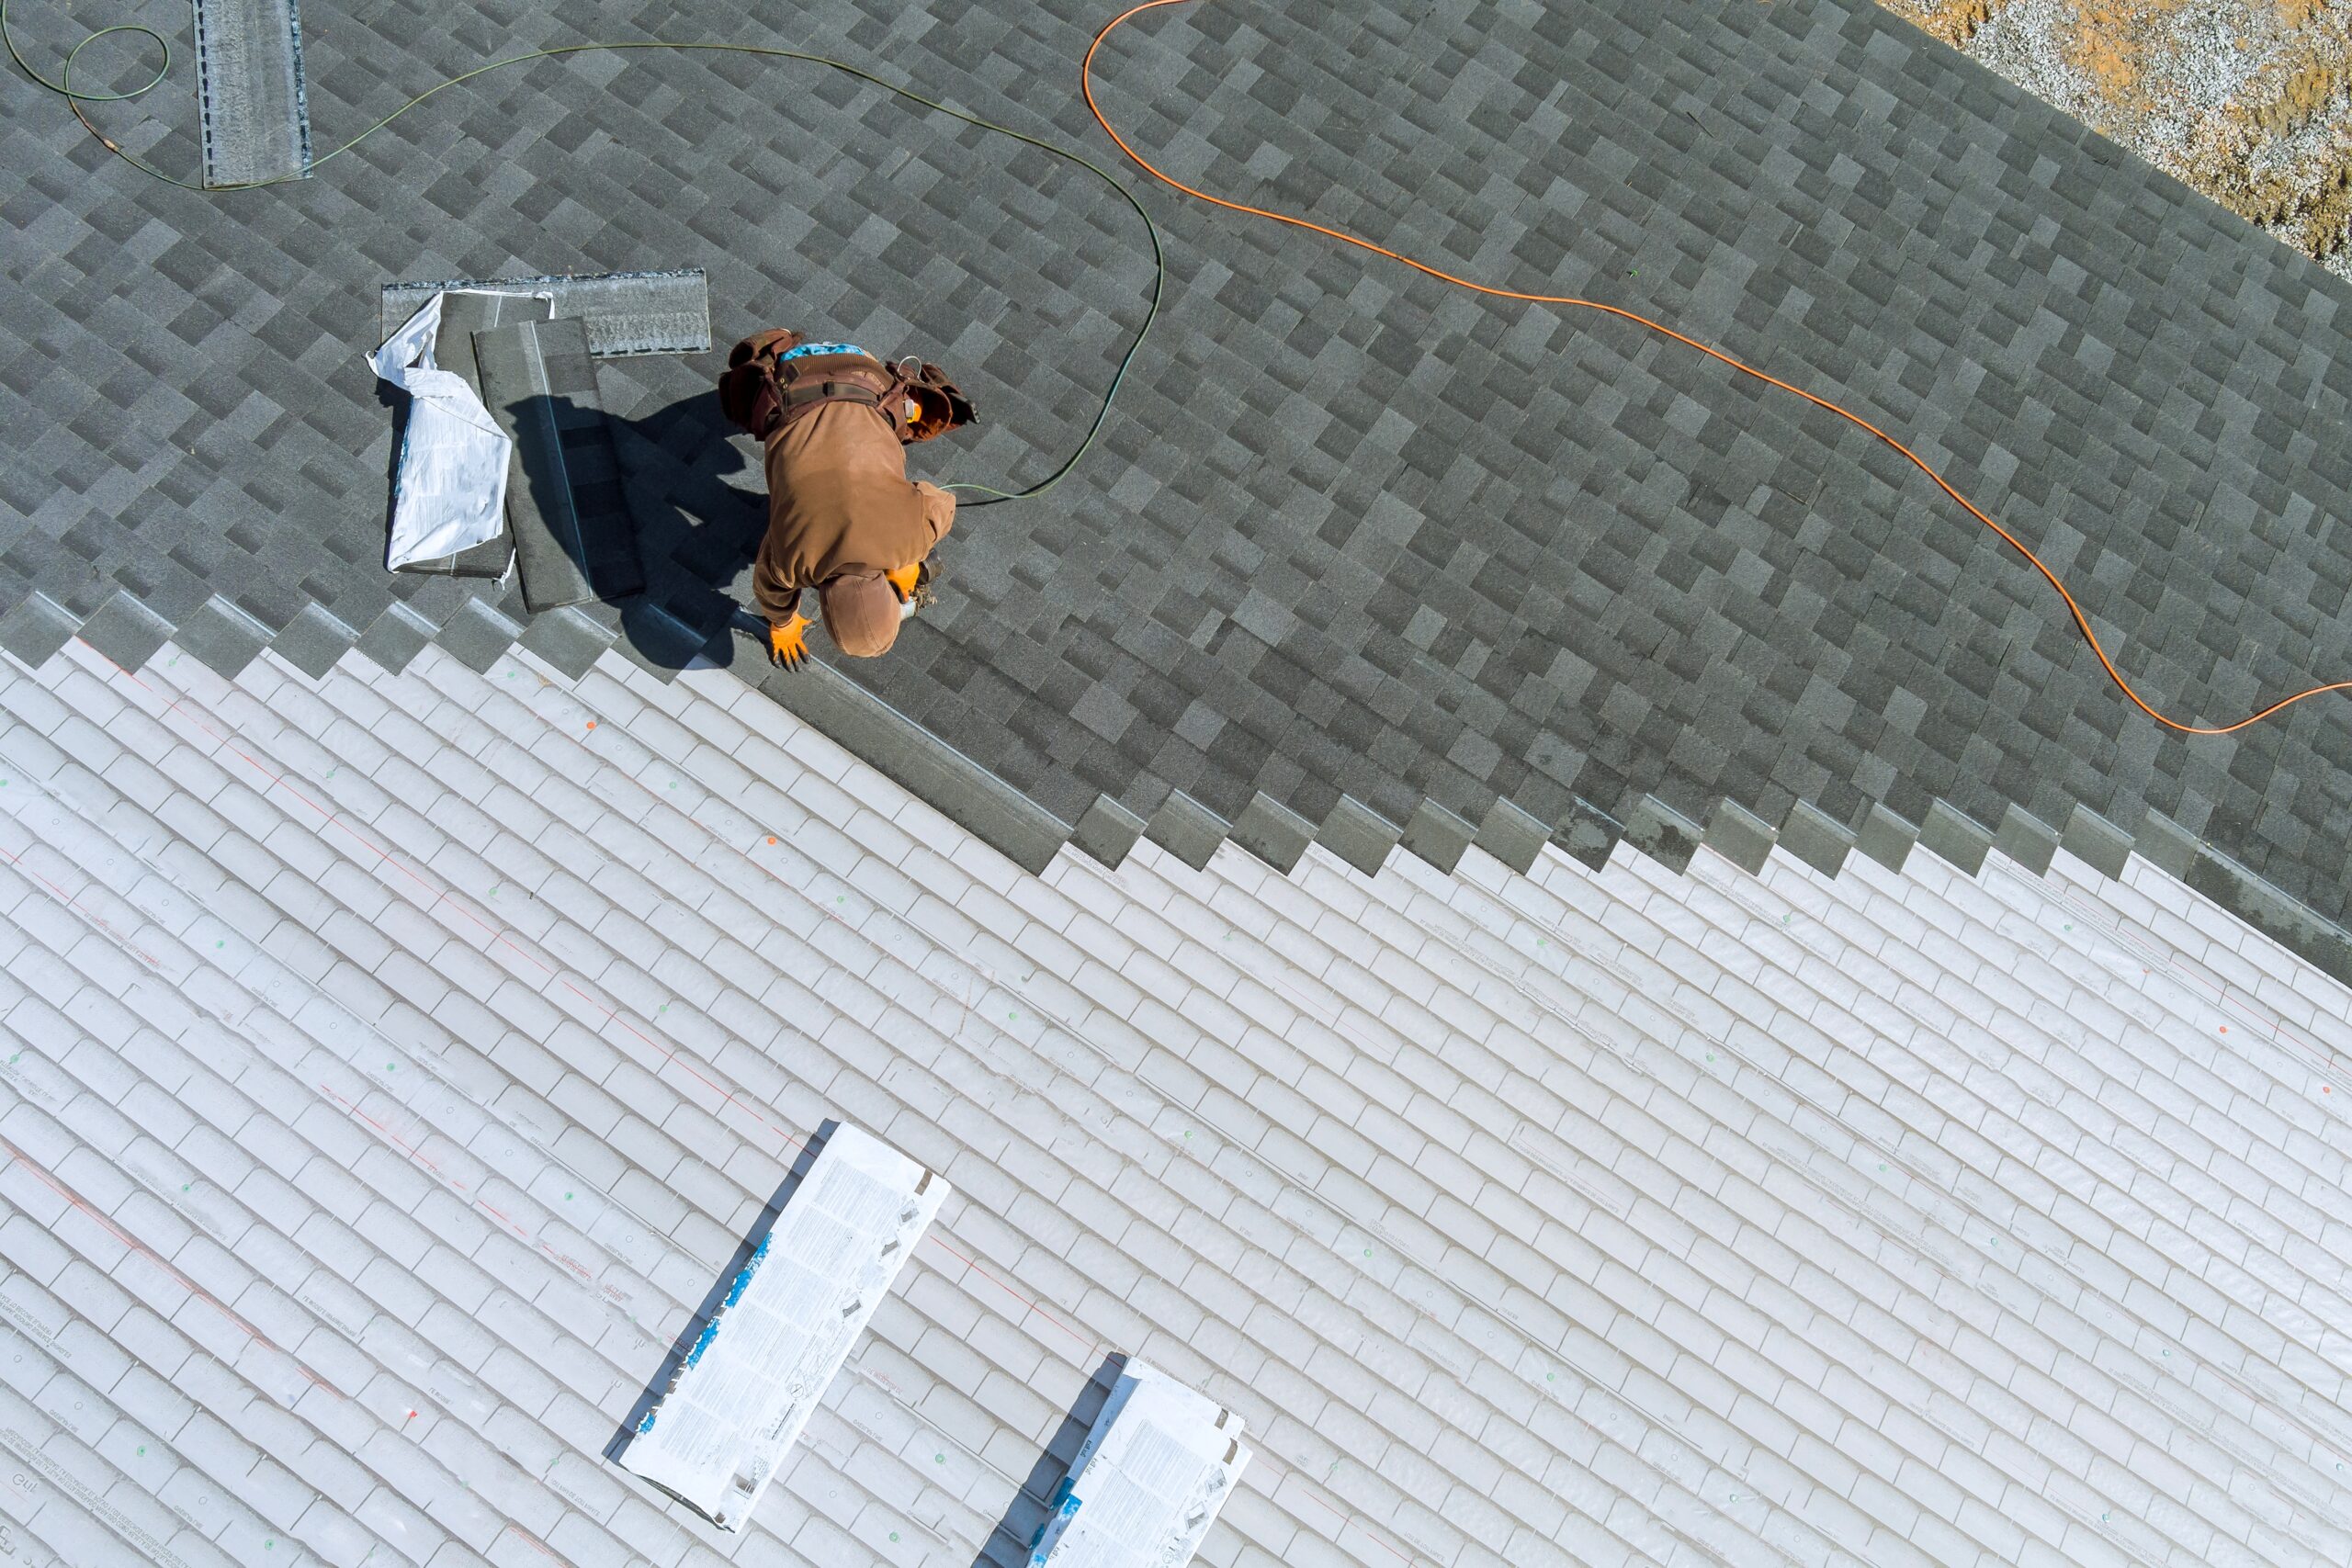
[5,0,2350,951]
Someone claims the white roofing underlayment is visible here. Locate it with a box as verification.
[0,634,2346,1568]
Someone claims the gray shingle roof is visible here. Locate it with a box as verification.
[2,631,2347,1564]
[5,0,2351,961]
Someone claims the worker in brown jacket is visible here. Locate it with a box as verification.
[718,331,978,668]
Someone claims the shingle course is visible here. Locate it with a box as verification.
[6,0,2349,953]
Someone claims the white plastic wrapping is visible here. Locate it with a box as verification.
[368,293,511,570]
[1029,1359,1251,1568]
[621,1125,946,1529]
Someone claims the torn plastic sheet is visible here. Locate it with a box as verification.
[368,292,511,570]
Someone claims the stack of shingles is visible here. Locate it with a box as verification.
[0,268,701,704]
[0,630,2346,1566]
[388,290,545,584]
[395,289,646,616]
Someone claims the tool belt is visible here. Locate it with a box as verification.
[719,329,978,446]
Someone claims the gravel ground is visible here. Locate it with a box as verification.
[1879,0,2352,281]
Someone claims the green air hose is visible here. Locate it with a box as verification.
[1,6,1161,506]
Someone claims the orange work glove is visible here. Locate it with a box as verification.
[766,614,811,670]
[884,564,922,604]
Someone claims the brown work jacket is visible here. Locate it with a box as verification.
[753,397,955,625]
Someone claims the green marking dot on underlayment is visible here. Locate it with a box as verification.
[566,1192,574,1201]
[137,1445,146,1455]
[1363,1247,1372,1258]
[1706,1053,1715,1062]
[891,1533,900,1542]
[181,1183,189,1191]
[934,1453,944,1464]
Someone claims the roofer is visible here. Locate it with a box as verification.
[718,330,978,668]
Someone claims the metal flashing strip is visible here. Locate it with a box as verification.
[619,1125,945,1530]
[1026,1359,1250,1568]
[192,0,312,188]
[380,269,711,356]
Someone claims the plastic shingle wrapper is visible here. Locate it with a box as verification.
[368,294,511,570]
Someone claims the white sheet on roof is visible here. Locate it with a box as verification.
[1028,1359,1250,1568]
[620,1123,946,1530]
[368,292,512,570]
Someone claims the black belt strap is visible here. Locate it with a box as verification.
[776,379,883,412]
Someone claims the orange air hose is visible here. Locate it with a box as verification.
[1081,0,2352,737]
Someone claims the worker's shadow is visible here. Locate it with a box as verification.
[373,378,763,656]
[589,387,775,671]
[602,1122,835,1468]
[971,1351,1126,1568]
